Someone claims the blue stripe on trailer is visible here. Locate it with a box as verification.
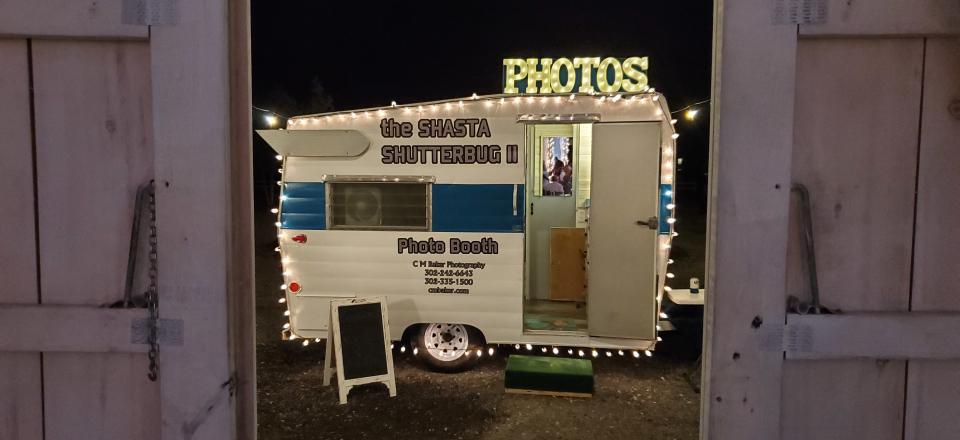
[281,182,326,230]
[432,184,525,233]
[658,183,673,234]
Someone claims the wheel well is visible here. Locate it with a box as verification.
[402,323,486,346]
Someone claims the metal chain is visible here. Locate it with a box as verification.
[144,181,160,381]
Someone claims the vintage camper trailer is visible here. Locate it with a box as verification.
[258,92,679,371]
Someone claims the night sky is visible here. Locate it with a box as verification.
[251,2,714,201]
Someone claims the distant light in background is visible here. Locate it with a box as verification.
[684,108,699,121]
[265,114,278,126]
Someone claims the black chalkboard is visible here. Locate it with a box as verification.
[336,302,388,380]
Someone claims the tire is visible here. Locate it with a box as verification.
[415,323,482,373]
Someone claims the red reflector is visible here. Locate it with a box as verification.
[292,234,307,244]
[288,282,301,294]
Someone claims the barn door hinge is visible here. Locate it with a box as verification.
[122,0,179,26]
[772,0,828,25]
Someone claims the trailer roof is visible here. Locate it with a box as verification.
[286,92,673,126]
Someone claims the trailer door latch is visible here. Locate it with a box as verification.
[636,216,658,230]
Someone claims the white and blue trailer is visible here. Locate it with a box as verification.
[258,92,678,371]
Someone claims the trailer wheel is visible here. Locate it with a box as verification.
[415,323,481,373]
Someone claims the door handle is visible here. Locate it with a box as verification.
[636,216,658,230]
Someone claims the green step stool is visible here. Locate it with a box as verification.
[504,355,594,398]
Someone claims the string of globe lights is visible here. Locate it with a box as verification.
[267,91,703,353]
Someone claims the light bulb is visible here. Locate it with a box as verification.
[400,345,406,353]
[667,273,675,278]
[271,208,279,214]
[591,350,599,358]
[488,347,495,356]
[666,203,675,210]
[618,350,624,356]
[578,350,585,357]
[659,312,669,319]
[671,133,680,140]
[476,349,483,357]
[280,284,287,290]
[552,347,559,355]
[644,350,653,357]
[605,351,612,357]
[283,310,290,316]
[275,155,282,161]
[667,218,677,224]
[302,340,309,347]
[633,350,640,358]
[514,344,520,350]
[657,336,663,342]
[525,344,532,351]
[413,347,419,355]
[278,298,285,303]
[282,323,290,329]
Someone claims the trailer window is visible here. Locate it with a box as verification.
[541,136,574,196]
[328,182,429,230]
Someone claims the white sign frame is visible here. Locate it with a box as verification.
[322,296,396,404]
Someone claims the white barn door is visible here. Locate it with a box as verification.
[0,1,254,439]
[705,1,960,439]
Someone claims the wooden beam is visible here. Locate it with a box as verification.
[785,313,960,360]
[702,0,797,438]
[150,0,237,438]
[0,305,147,353]
[800,0,960,37]
[227,0,256,438]
[0,0,148,39]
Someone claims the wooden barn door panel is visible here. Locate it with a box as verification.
[903,38,960,440]
[782,38,924,440]
[32,40,159,440]
[0,38,44,440]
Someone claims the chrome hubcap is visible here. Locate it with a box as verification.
[423,323,468,361]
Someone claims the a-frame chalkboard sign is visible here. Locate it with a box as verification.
[322,296,396,404]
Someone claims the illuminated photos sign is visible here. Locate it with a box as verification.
[502,57,649,94]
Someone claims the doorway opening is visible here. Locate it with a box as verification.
[523,123,590,333]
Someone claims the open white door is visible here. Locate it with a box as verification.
[587,122,661,340]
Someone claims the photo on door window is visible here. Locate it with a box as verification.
[541,136,574,196]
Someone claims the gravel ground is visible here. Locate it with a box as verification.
[254,201,704,440]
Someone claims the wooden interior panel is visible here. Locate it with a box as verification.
[32,39,158,440]
[33,40,154,306]
[0,38,44,440]
[783,37,924,440]
[43,353,159,440]
[782,360,905,440]
[550,227,586,301]
[904,37,960,440]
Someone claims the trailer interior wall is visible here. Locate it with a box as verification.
[0,1,254,439]
[704,0,960,439]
